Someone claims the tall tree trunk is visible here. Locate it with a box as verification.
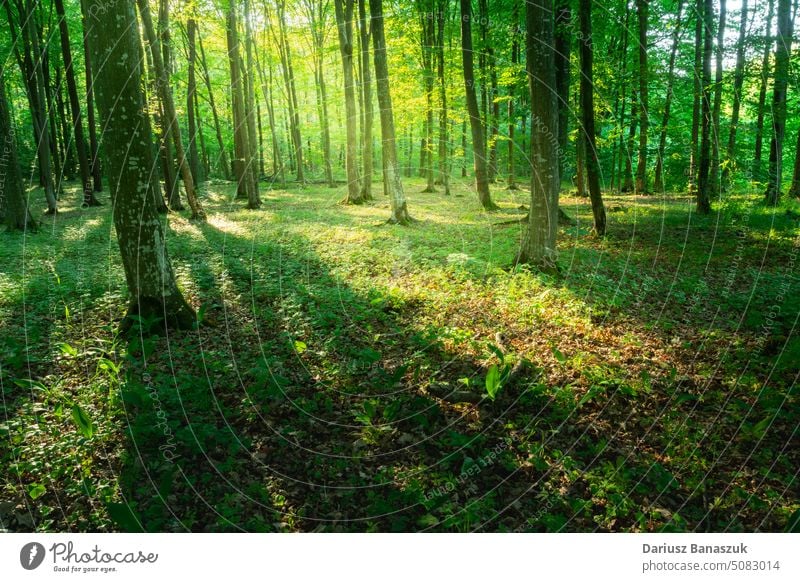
[304,0,334,187]
[654,0,684,193]
[197,33,232,180]
[436,0,450,195]
[55,0,99,208]
[226,0,260,209]
[688,5,702,193]
[764,0,792,205]
[709,0,727,197]
[722,0,748,189]
[753,0,775,182]
[697,0,714,214]
[370,0,410,224]
[518,0,559,271]
[358,0,374,199]
[136,0,207,220]
[635,0,649,194]
[622,90,638,193]
[1,71,36,231]
[418,0,437,193]
[507,7,520,191]
[275,0,304,182]
[243,0,261,193]
[334,0,363,204]
[78,0,103,192]
[554,0,571,176]
[578,0,606,236]
[86,0,195,330]
[186,15,204,184]
[459,0,497,210]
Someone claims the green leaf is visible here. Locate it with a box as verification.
[485,364,502,400]
[27,483,46,500]
[786,509,800,533]
[487,343,505,362]
[552,347,567,364]
[71,404,94,438]
[58,342,78,357]
[294,340,307,354]
[106,502,144,532]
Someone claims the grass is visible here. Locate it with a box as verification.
[1,176,799,532]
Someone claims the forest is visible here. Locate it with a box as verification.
[0,0,799,533]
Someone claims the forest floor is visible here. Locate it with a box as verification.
[1,177,799,532]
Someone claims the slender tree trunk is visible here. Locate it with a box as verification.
[370,0,410,224]
[697,0,714,214]
[419,0,437,193]
[197,33,232,180]
[722,0,748,189]
[335,0,363,204]
[578,0,606,235]
[243,0,261,194]
[518,0,559,271]
[86,0,195,330]
[459,0,497,210]
[688,6,702,193]
[623,90,637,193]
[275,0,304,182]
[55,0,99,207]
[709,0,727,197]
[635,0,649,194]
[654,0,684,193]
[226,0,260,208]
[753,0,775,182]
[186,15,204,184]
[554,0,571,176]
[136,0,206,220]
[78,0,103,192]
[764,0,792,205]
[1,71,36,231]
[436,0,450,195]
[507,8,520,191]
[304,0,334,187]
[358,0,374,199]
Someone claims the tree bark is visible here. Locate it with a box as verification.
[753,0,775,182]
[1,71,36,231]
[78,0,103,192]
[459,0,497,210]
[86,0,195,330]
[436,0,450,195]
[358,0,374,199]
[418,0,437,193]
[186,15,204,185]
[517,0,559,271]
[578,0,606,236]
[635,0,649,194]
[554,0,571,177]
[709,0,727,197]
[334,0,363,204]
[764,0,792,205]
[697,0,714,214]
[370,0,410,224]
[722,0,748,189]
[197,33,232,180]
[275,0,304,182]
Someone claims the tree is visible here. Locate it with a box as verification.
[722,0,749,189]
[370,0,410,224]
[186,13,204,185]
[1,71,35,231]
[274,0,304,183]
[226,0,260,209]
[753,0,775,182]
[55,0,100,208]
[764,0,792,205]
[459,0,497,211]
[696,0,713,214]
[334,0,363,204]
[435,0,451,195]
[417,0,437,193]
[635,0,649,194]
[136,0,207,220]
[709,0,727,197]
[517,0,559,270]
[85,0,195,330]
[358,0,374,200]
[78,0,103,193]
[554,0,571,175]
[653,0,684,193]
[578,0,607,236]
[688,3,702,193]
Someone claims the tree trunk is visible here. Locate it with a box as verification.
[688,5,702,193]
[459,0,497,210]
[764,0,792,205]
[186,15,204,185]
[723,0,748,189]
[709,0,727,197]
[225,0,260,209]
[370,0,410,224]
[622,90,637,193]
[1,71,36,231]
[654,0,684,193]
[334,0,363,204]
[436,0,450,195]
[78,0,103,192]
[304,0,335,187]
[358,0,374,199]
[554,0,571,176]
[578,0,606,235]
[753,0,775,182]
[136,0,207,220]
[419,0,437,193]
[86,0,195,330]
[697,0,714,214]
[517,0,559,271]
[275,0,304,183]
[507,8,520,191]
[635,0,649,194]
[243,0,261,193]
[55,0,99,208]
